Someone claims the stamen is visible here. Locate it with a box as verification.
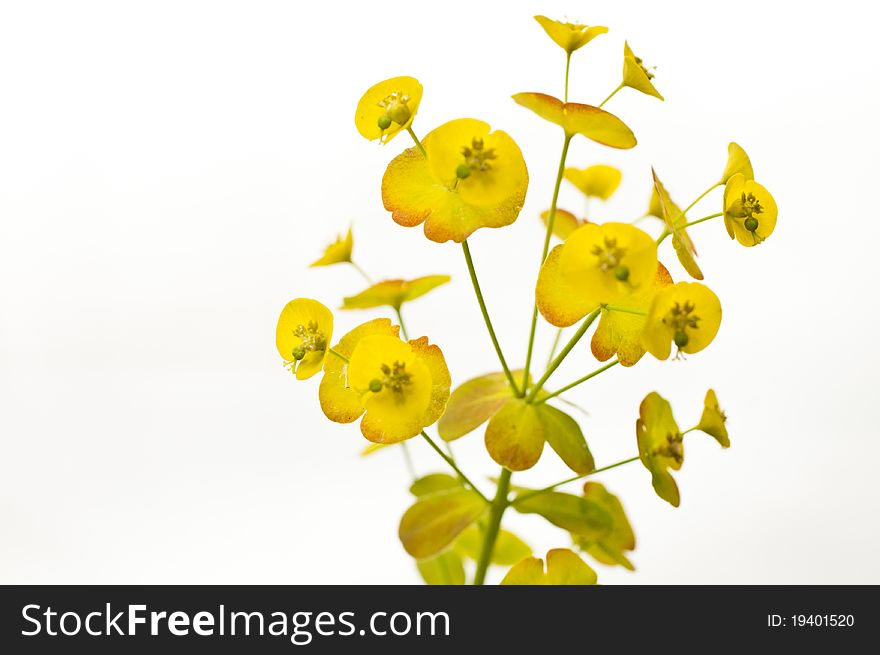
[460,137,497,173]
[591,237,627,273]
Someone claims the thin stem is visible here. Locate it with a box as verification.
[461,240,519,395]
[598,83,624,109]
[512,456,640,505]
[522,134,573,394]
[603,304,647,316]
[526,308,600,403]
[406,126,427,157]
[349,260,373,284]
[682,182,721,217]
[538,359,619,403]
[400,442,416,481]
[394,306,410,341]
[420,431,488,504]
[473,467,511,585]
[545,328,564,369]
[564,52,571,102]
[328,348,349,363]
[656,212,723,245]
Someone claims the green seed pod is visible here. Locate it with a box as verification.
[456,164,472,179]
[614,265,630,282]
[292,346,306,361]
[673,331,689,348]
[369,379,383,393]
[377,114,393,130]
[744,217,759,232]
[387,103,411,125]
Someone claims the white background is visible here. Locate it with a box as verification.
[2,0,879,584]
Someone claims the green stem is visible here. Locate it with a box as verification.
[420,431,488,504]
[406,126,427,157]
[349,260,373,284]
[545,328,564,369]
[473,467,511,585]
[461,240,519,395]
[598,83,624,109]
[603,304,647,316]
[522,134,573,395]
[657,212,724,245]
[400,442,416,481]
[564,52,571,102]
[394,306,410,341]
[682,182,722,217]
[537,359,619,403]
[526,308,600,403]
[512,456,640,505]
[328,348,349,363]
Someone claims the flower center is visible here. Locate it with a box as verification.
[459,138,497,175]
[377,92,412,127]
[634,55,655,80]
[591,237,627,273]
[653,431,683,463]
[369,360,413,397]
[662,301,701,355]
[290,321,327,360]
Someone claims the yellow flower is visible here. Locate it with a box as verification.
[636,392,684,506]
[512,93,636,149]
[355,76,423,144]
[696,389,730,448]
[319,320,451,444]
[341,275,450,311]
[564,164,622,201]
[622,42,664,100]
[642,282,721,360]
[309,228,353,268]
[540,208,583,240]
[382,118,528,243]
[533,16,608,55]
[591,262,673,366]
[723,173,778,246]
[275,298,333,380]
[720,142,754,184]
[536,222,658,327]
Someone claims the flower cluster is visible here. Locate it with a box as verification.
[276,14,777,585]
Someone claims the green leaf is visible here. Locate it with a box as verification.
[534,404,594,475]
[514,490,612,540]
[409,473,461,497]
[453,525,532,566]
[399,489,488,559]
[501,548,597,585]
[416,550,465,585]
[573,482,636,570]
[438,370,520,441]
[484,397,545,471]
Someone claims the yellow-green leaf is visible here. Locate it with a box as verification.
[416,550,465,585]
[409,473,461,497]
[652,169,703,280]
[513,490,612,540]
[360,442,391,456]
[501,548,597,585]
[438,371,520,442]
[454,525,532,566]
[573,482,636,570]
[342,275,451,311]
[484,398,545,471]
[534,404,594,475]
[399,489,488,559]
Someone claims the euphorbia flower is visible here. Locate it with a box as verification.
[564,164,622,201]
[382,118,529,243]
[533,16,608,55]
[341,275,451,311]
[622,42,664,100]
[355,76,423,144]
[276,298,333,380]
[310,228,353,268]
[696,389,730,447]
[642,282,722,360]
[512,93,636,149]
[319,319,450,444]
[536,222,658,327]
[636,392,684,506]
[723,173,777,246]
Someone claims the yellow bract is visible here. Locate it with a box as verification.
[501,548,598,585]
[652,169,703,280]
[564,164,622,201]
[533,15,608,55]
[310,228,353,268]
[426,119,529,207]
[355,76,423,144]
[720,142,754,184]
[512,93,637,149]
[540,208,583,240]
[723,173,778,246]
[697,389,730,448]
[622,42,664,100]
[276,298,333,380]
[320,321,450,444]
[382,120,528,243]
[341,275,450,311]
[592,262,673,366]
[642,282,722,360]
[636,392,684,506]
